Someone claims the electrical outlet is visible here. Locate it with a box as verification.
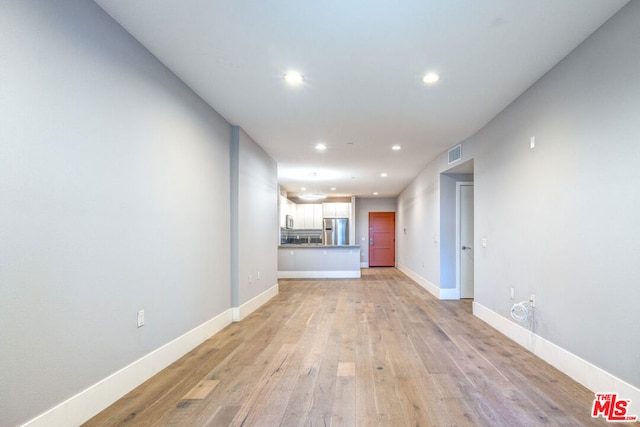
[530,294,536,307]
[248,274,252,284]
[257,271,261,280]
[137,310,145,328]
[530,136,536,149]
[510,287,515,300]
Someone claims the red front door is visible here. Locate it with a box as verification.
[369,212,396,267]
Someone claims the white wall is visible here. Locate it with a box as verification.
[355,197,397,267]
[0,1,275,425]
[397,0,640,396]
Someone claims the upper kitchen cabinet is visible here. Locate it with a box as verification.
[279,195,297,228]
[295,203,323,229]
[296,204,308,229]
[279,195,286,227]
[323,202,351,219]
[313,204,323,228]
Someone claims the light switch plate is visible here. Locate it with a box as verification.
[137,310,145,328]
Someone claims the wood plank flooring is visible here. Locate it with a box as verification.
[84,268,614,426]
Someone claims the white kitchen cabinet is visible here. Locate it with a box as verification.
[297,204,315,229]
[295,204,322,229]
[279,196,297,228]
[322,203,335,218]
[322,202,351,219]
[313,204,323,229]
[279,195,287,227]
[304,205,315,228]
[296,204,306,228]
[287,199,296,218]
[335,202,350,218]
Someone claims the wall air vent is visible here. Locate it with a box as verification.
[448,144,462,164]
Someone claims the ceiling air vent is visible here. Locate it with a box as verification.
[448,144,462,164]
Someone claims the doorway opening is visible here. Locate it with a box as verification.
[456,182,474,298]
[439,159,474,300]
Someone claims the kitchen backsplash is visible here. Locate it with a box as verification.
[280,228,322,245]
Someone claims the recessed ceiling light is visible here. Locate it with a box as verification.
[283,71,304,85]
[392,145,402,151]
[373,192,379,196]
[301,187,306,191]
[330,187,336,191]
[422,72,440,84]
[380,173,388,178]
[315,143,327,151]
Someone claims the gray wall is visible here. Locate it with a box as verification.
[355,197,397,266]
[235,127,279,306]
[397,160,443,283]
[398,1,640,390]
[0,1,275,425]
[472,1,640,388]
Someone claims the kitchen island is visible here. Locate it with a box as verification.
[278,245,361,279]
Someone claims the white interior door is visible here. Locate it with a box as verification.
[459,184,474,298]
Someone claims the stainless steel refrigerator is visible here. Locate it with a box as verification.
[323,218,349,246]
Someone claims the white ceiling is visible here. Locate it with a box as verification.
[94,0,628,199]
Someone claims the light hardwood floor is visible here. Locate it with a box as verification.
[85,268,613,426]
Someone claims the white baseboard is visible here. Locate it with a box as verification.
[473,301,640,416]
[232,283,278,322]
[397,264,440,298]
[278,270,361,279]
[397,264,459,300]
[23,309,234,427]
[439,288,459,300]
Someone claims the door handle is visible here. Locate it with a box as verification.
[370,238,374,246]
[462,246,472,250]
